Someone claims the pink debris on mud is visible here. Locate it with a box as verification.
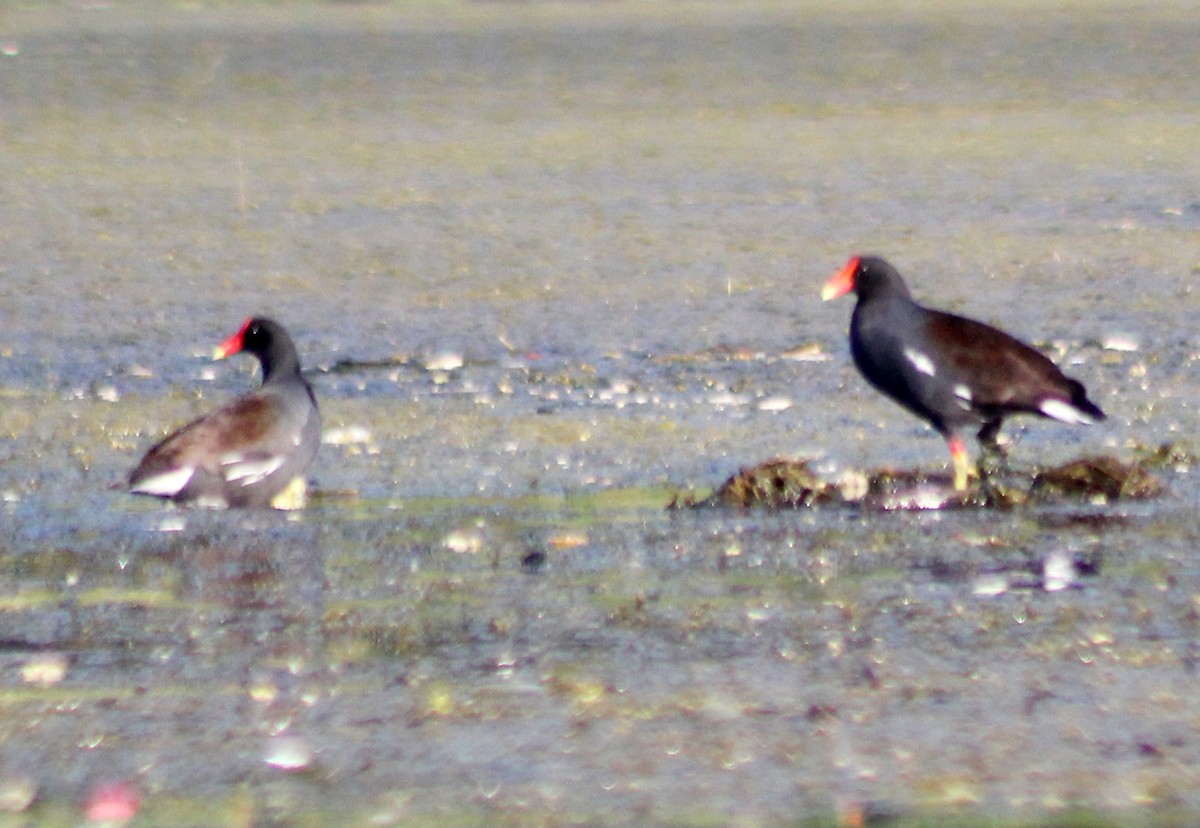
[84,781,141,825]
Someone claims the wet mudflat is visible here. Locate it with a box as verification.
[2,1,1200,825]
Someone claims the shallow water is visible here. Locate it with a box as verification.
[1,1,1200,825]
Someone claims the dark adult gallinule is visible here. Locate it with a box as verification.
[126,317,320,508]
[822,256,1105,490]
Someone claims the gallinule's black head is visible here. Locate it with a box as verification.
[126,317,320,508]
[821,255,912,303]
[214,316,303,384]
[822,255,1106,491]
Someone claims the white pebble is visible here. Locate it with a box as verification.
[707,392,750,408]
[0,775,36,813]
[264,736,314,771]
[1102,334,1139,352]
[1043,550,1076,592]
[20,653,68,686]
[757,395,792,412]
[424,352,464,372]
[155,515,187,533]
[837,470,870,502]
[443,529,483,554]
[322,425,372,445]
[780,343,828,362]
[973,574,1009,597]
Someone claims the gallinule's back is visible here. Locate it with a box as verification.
[822,256,1105,490]
[126,317,320,508]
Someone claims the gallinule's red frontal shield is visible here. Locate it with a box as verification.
[822,256,1105,491]
[126,317,320,508]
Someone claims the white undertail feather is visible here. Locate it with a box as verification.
[1039,398,1097,425]
[130,466,196,497]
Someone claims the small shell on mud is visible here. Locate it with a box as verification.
[0,776,36,813]
[154,515,187,533]
[973,574,1009,597]
[836,469,870,502]
[322,425,372,445]
[780,342,828,361]
[423,352,464,372]
[875,481,964,511]
[443,528,484,554]
[1042,550,1076,592]
[756,395,792,412]
[707,392,751,408]
[1101,334,1139,352]
[20,653,68,686]
[83,781,141,824]
[248,680,278,704]
[546,531,588,550]
[264,736,314,771]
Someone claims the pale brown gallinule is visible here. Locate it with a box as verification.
[126,317,320,508]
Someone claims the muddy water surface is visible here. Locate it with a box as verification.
[2,2,1200,825]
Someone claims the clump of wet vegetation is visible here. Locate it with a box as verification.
[686,451,1168,511]
[1029,455,1165,501]
[688,458,839,509]
[1132,440,1196,471]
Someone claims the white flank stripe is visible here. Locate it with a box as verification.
[953,384,973,409]
[130,466,195,496]
[904,347,937,377]
[222,455,285,487]
[1039,398,1096,425]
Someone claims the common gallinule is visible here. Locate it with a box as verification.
[125,317,320,508]
[821,256,1105,491]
